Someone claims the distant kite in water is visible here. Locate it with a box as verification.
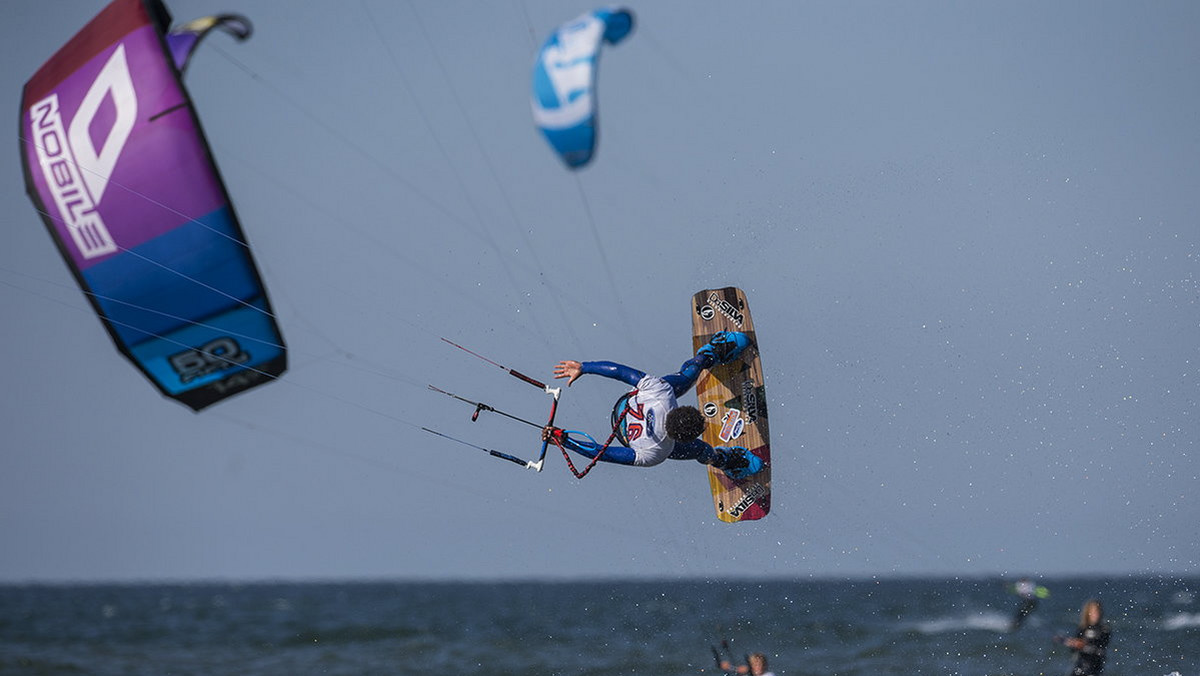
[531,7,634,169]
[1008,578,1049,631]
[20,0,286,411]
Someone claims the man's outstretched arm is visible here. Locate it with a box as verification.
[554,360,645,387]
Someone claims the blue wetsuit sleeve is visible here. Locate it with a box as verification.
[580,361,645,387]
[560,433,637,465]
[667,437,714,462]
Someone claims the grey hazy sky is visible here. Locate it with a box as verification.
[2,0,1197,582]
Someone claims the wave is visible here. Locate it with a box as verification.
[1162,613,1200,630]
[914,611,1015,634]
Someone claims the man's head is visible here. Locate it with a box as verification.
[665,405,704,442]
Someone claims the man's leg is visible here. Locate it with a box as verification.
[668,438,763,479]
[662,354,712,397]
[662,331,751,397]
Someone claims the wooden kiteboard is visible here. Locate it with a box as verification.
[691,287,770,522]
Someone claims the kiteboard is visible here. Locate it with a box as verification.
[691,287,770,522]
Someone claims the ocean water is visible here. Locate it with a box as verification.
[1,576,1197,675]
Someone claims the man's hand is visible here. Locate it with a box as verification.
[553,360,583,386]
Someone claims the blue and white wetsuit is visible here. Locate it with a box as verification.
[556,352,717,467]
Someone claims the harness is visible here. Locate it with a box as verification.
[610,390,636,446]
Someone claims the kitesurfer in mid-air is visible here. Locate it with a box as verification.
[541,331,764,479]
[1053,599,1111,676]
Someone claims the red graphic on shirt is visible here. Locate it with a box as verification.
[624,400,645,442]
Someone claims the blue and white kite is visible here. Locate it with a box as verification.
[531,7,634,169]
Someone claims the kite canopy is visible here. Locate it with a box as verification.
[166,13,252,73]
[531,7,634,169]
[20,0,285,411]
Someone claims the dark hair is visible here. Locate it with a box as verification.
[665,406,704,441]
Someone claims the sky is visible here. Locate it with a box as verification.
[1,0,1197,583]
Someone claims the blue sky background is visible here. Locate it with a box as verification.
[1,0,1197,582]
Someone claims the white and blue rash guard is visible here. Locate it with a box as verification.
[556,356,715,467]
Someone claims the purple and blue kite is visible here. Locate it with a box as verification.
[20,0,285,411]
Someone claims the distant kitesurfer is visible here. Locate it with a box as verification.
[716,652,775,676]
[542,331,764,479]
[1009,577,1049,630]
[1053,599,1111,676]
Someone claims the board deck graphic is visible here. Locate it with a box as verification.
[691,287,770,522]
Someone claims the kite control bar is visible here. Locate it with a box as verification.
[426,339,562,472]
[429,338,629,478]
[425,384,560,472]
